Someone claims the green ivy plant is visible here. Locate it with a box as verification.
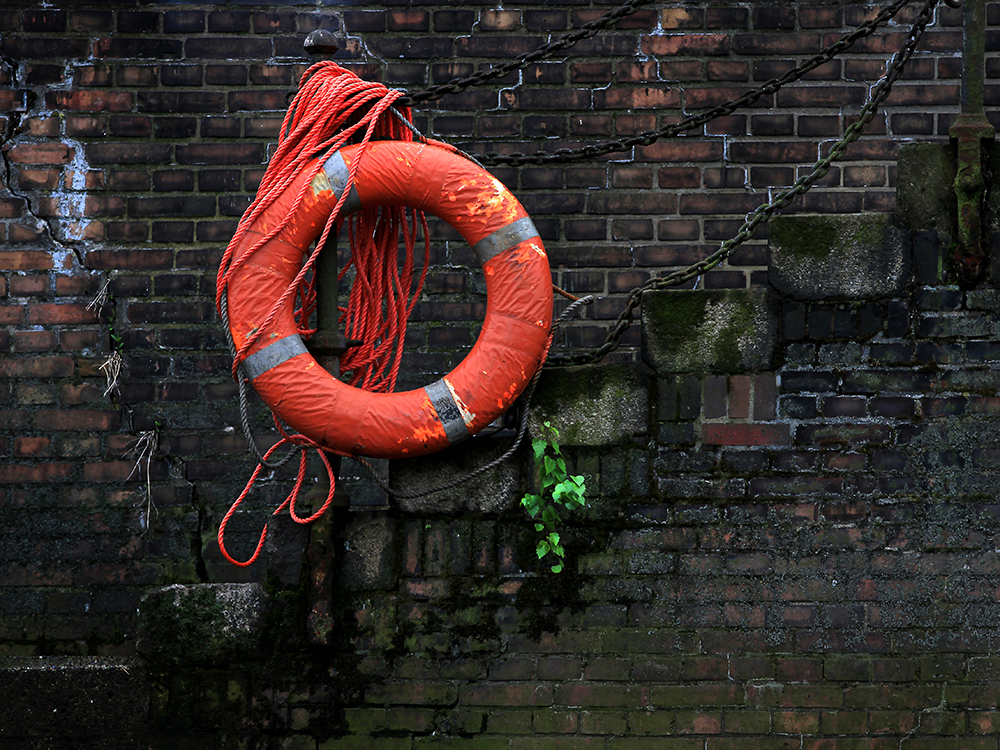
[521,421,586,573]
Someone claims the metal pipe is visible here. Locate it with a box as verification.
[959,0,986,115]
[949,0,994,285]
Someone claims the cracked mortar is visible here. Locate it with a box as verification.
[0,50,92,271]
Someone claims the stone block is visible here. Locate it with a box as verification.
[769,213,909,300]
[529,361,652,446]
[896,142,956,248]
[137,583,269,666]
[389,436,521,514]
[641,288,777,373]
[0,656,148,747]
[340,513,397,591]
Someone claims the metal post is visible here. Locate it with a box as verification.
[949,0,995,285]
[302,30,350,508]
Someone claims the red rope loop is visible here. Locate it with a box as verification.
[216,436,339,567]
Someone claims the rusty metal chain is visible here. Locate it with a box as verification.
[566,0,940,365]
[475,0,921,167]
[395,0,657,107]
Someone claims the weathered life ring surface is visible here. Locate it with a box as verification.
[225,140,553,459]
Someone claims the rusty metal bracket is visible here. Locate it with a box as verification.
[949,0,994,286]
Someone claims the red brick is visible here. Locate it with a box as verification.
[46,90,133,112]
[13,330,56,351]
[637,140,723,162]
[389,10,430,31]
[26,303,99,325]
[0,305,25,324]
[0,251,53,270]
[34,410,120,431]
[702,423,790,446]
[6,143,74,165]
[641,34,729,56]
[13,437,52,456]
[0,463,74,482]
[570,62,612,84]
[594,87,681,110]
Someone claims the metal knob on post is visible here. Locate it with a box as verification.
[303,29,340,57]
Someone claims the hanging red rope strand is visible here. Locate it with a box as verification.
[215,62,428,566]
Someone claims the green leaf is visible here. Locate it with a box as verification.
[531,438,546,461]
[550,562,563,574]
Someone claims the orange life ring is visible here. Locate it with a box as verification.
[224,140,553,459]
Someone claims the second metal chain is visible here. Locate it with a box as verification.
[476,0,920,166]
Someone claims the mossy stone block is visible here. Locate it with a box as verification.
[138,583,269,666]
[769,213,909,300]
[641,288,777,374]
[529,361,652,446]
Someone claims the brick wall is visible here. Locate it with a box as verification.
[4,0,1000,747]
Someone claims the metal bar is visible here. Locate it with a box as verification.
[960,0,986,115]
[302,34,349,510]
[949,0,995,286]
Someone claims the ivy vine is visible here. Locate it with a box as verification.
[520,421,586,573]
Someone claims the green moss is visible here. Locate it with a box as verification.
[656,290,710,342]
[712,295,754,371]
[769,215,840,260]
[645,290,760,372]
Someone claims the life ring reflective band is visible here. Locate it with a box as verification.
[225,140,553,459]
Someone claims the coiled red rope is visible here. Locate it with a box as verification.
[215,62,428,566]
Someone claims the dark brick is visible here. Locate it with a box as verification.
[781,372,838,393]
[72,10,113,31]
[207,11,250,32]
[780,396,818,419]
[822,397,867,419]
[28,66,67,86]
[163,10,204,33]
[117,11,157,33]
[184,37,270,59]
[160,65,202,86]
[706,7,748,28]
[138,91,225,113]
[95,37,181,58]
[4,37,90,59]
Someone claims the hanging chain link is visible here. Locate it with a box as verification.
[475,0,920,166]
[395,0,657,107]
[569,0,940,365]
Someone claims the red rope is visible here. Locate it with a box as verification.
[215,62,428,566]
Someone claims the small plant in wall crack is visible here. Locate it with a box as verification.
[125,423,161,535]
[89,279,126,397]
[521,421,586,574]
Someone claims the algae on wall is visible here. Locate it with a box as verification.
[640,289,777,374]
